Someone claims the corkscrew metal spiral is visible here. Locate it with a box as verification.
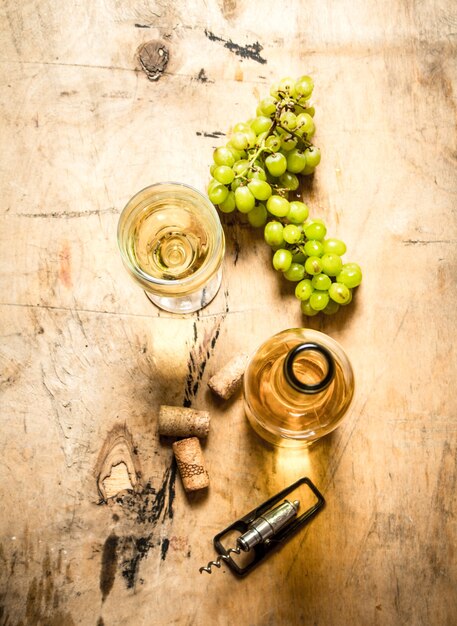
[199,546,242,574]
[199,499,300,575]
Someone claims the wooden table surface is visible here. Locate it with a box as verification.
[1,2,456,625]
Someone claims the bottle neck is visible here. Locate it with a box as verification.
[283,343,335,394]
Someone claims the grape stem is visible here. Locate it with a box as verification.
[234,120,278,180]
[234,101,313,185]
[274,94,313,145]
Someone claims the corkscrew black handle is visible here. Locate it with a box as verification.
[211,476,325,576]
[284,342,335,394]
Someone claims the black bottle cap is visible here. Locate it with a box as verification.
[283,342,335,394]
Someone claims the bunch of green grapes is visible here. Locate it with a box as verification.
[207,75,362,316]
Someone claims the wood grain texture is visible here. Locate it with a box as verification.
[0,1,456,625]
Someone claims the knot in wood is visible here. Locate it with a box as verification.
[137,40,169,81]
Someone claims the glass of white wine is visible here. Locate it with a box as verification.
[117,182,225,314]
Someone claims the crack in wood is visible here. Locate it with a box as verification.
[183,316,225,408]
[0,301,242,322]
[204,29,267,64]
[195,130,226,138]
[15,208,118,219]
[402,239,456,245]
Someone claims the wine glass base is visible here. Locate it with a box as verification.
[145,268,222,314]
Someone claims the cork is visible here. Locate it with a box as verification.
[172,437,209,492]
[208,353,250,400]
[158,405,210,439]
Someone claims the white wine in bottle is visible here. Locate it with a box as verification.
[244,329,354,447]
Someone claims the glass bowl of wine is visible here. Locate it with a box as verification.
[118,182,225,313]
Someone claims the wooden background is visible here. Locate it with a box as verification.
[1,1,456,625]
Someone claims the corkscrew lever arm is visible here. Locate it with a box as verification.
[200,476,325,576]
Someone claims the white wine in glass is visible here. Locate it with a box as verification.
[118,183,225,313]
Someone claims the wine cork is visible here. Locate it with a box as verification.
[208,353,250,400]
[172,437,209,492]
[158,405,210,438]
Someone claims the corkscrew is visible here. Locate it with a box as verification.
[199,476,325,576]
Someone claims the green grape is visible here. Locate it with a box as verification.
[210,163,217,176]
[306,124,316,139]
[231,179,242,192]
[264,221,285,247]
[280,134,297,152]
[235,186,256,213]
[265,153,287,177]
[251,116,273,135]
[287,201,309,224]
[265,135,281,152]
[295,75,314,99]
[304,220,327,241]
[322,238,347,256]
[207,177,219,193]
[231,132,249,150]
[259,96,277,116]
[286,149,307,174]
[281,170,300,191]
[233,160,250,175]
[309,291,329,311]
[270,83,280,98]
[336,263,362,288]
[233,122,250,133]
[244,128,257,148]
[218,191,236,213]
[304,239,324,257]
[295,113,315,137]
[284,263,305,281]
[266,195,290,217]
[329,282,351,304]
[279,171,299,190]
[341,288,353,305]
[301,164,315,176]
[213,147,235,167]
[295,279,313,301]
[249,167,267,181]
[273,248,293,272]
[256,131,269,146]
[312,274,332,291]
[322,300,340,315]
[321,253,343,276]
[283,224,302,244]
[228,147,245,161]
[213,165,235,185]
[278,77,296,97]
[304,106,315,117]
[304,146,321,168]
[280,111,297,131]
[248,203,268,227]
[208,184,229,205]
[342,262,362,271]
[301,300,319,316]
[247,179,272,201]
[304,256,323,275]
